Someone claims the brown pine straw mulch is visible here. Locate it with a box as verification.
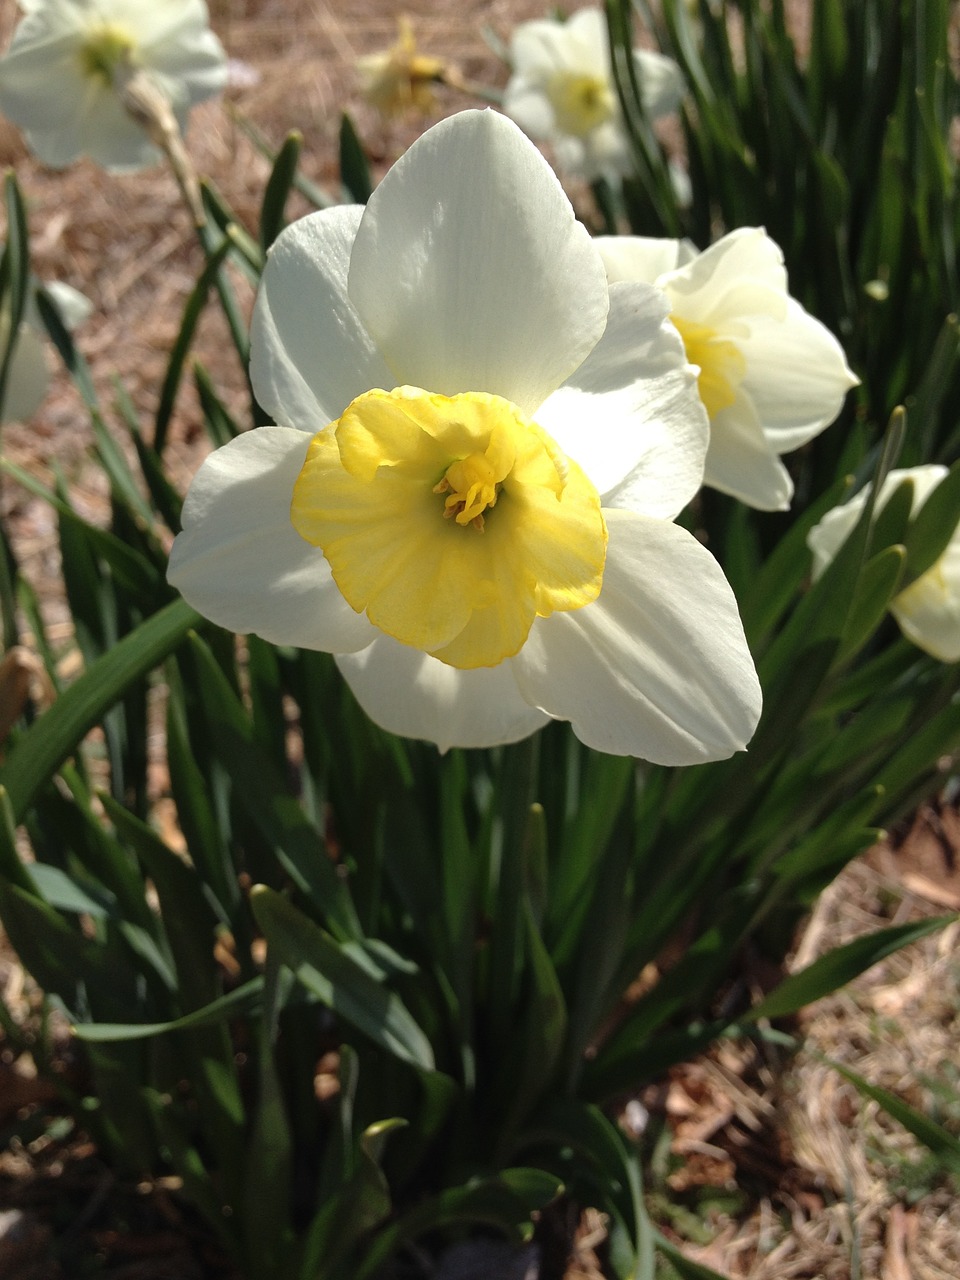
[0,1,959,1277]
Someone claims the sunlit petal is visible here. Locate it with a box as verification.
[250,207,394,431]
[337,637,551,752]
[537,283,707,517]
[348,110,609,415]
[513,510,762,761]
[168,427,378,652]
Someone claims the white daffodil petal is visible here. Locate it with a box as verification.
[662,227,787,308]
[565,7,613,69]
[500,83,556,137]
[737,299,859,452]
[0,31,90,167]
[705,396,794,511]
[250,206,395,431]
[594,235,688,285]
[513,509,761,762]
[0,0,225,172]
[337,636,551,752]
[39,281,93,330]
[76,82,162,171]
[348,109,609,416]
[140,7,228,100]
[634,49,685,116]
[510,18,592,78]
[96,0,217,50]
[168,426,378,652]
[537,283,707,517]
[893,539,960,662]
[0,323,49,423]
[807,465,949,580]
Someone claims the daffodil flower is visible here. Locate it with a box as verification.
[1,281,91,423]
[0,0,226,172]
[503,7,684,183]
[356,16,447,119]
[168,110,761,760]
[595,229,860,511]
[808,465,960,663]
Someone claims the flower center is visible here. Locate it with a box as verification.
[547,71,617,137]
[670,314,747,419]
[290,386,606,669]
[433,446,505,530]
[79,22,138,86]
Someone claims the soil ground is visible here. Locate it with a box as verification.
[0,2,958,1277]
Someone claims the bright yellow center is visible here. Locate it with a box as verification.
[547,71,617,137]
[290,386,607,669]
[670,314,747,419]
[79,22,138,86]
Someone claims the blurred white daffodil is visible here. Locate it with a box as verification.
[356,16,447,119]
[503,7,684,183]
[1,281,91,424]
[808,465,960,662]
[595,228,859,510]
[0,0,227,172]
[168,109,761,761]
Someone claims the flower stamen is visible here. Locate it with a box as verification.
[433,451,501,529]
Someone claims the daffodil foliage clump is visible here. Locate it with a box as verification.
[0,2,959,1279]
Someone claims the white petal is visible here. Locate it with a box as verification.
[807,465,949,579]
[97,0,219,52]
[737,299,859,453]
[633,49,685,118]
[337,636,550,752]
[250,206,395,430]
[0,23,91,168]
[0,323,49,423]
[537,283,707,518]
[168,427,378,652]
[512,509,762,762]
[501,82,556,139]
[139,7,227,104]
[565,7,611,71]
[509,16,593,79]
[594,235,689,285]
[75,82,162,171]
[575,120,632,182]
[347,109,609,415]
[39,281,92,330]
[661,227,788,317]
[704,394,795,510]
[893,537,960,662]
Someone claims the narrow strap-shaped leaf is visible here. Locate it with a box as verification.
[186,633,362,940]
[260,130,303,251]
[0,174,30,423]
[825,1057,960,1175]
[744,914,955,1022]
[71,977,263,1041]
[251,885,435,1071]
[339,113,373,204]
[154,235,233,452]
[0,599,200,821]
